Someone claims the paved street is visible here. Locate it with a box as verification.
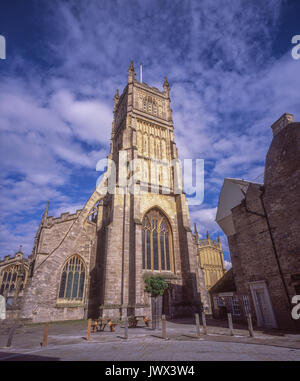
[1,318,300,361]
[1,339,300,361]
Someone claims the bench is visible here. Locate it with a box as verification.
[128,315,151,328]
[92,318,118,332]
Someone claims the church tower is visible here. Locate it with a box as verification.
[19,62,208,323]
[92,62,208,318]
[194,227,226,291]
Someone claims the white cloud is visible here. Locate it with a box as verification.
[224,260,232,270]
[1,0,299,259]
[190,207,219,236]
[51,90,112,145]
[0,222,38,256]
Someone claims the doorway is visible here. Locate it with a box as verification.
[249,281,277,328]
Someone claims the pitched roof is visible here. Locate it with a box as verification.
[215,178,262,236]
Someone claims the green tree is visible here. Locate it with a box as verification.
[144,275,168,330]
[144,275,168,296]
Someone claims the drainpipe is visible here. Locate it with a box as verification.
[243,186,291,309]
[259,187,292,310]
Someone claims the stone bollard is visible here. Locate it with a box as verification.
[195,313,201,339]
[227,313,234,336]
[161,314,167,340]
[86,318,92,341]
[247,313,254,337]
[42,322,49,347]
[6,325,17,348]
[201,312,207,335]
[124,316,128,339]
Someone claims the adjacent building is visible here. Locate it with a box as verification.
[0,247,30,319]
[194,227,226,291]
[216,113,300,331]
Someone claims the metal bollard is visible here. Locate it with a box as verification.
[6,325,17,348]
[42,322,49,347]
[162,314,167,340]
[86,318,92,341]
[124,316,128,339]
[195,313,201,339]
[247,313,254,337]
[227,313,234,336]
[201,312,207,335]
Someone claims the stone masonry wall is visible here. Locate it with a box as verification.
[228,122,300,331]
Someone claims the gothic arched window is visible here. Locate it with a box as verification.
[142,209,174,272]
[0,264,27,296]
[58,255,85,301]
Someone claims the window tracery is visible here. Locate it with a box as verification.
[58,255,85,301]
[0,264,27,295]
[142,209,174,272]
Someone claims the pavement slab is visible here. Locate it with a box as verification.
[1,318,300,361]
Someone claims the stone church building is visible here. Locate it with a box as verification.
[194,228,226,292]
[15,62,209,323]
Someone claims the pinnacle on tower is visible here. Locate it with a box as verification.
[42,201,49,225]
[206,231,210,240]
[128,60,136,83]
[163,76,170,91]
[128,60,134,72]
[194,223,199,240]
[113,89,120,112]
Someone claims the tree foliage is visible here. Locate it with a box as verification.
[144,275,168,297]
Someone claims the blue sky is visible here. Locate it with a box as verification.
[0,0,299,267]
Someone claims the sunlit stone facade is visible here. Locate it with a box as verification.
[17,62,209,322]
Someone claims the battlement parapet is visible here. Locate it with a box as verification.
[197,238,221,249]
[134,80,166,97]
[0,251,25,265]
[271,113,294,136]
[45,209,82,227]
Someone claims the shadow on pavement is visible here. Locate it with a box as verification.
[0,351,60,361]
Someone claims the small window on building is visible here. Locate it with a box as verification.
[217,296,225,307]
[231,296,241,316]
[242,295,251,315]
[6,297,13,307]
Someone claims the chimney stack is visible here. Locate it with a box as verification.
[271,113,294,137]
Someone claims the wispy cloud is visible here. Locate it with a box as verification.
[0,0,299,260]
[224,260,232,271]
